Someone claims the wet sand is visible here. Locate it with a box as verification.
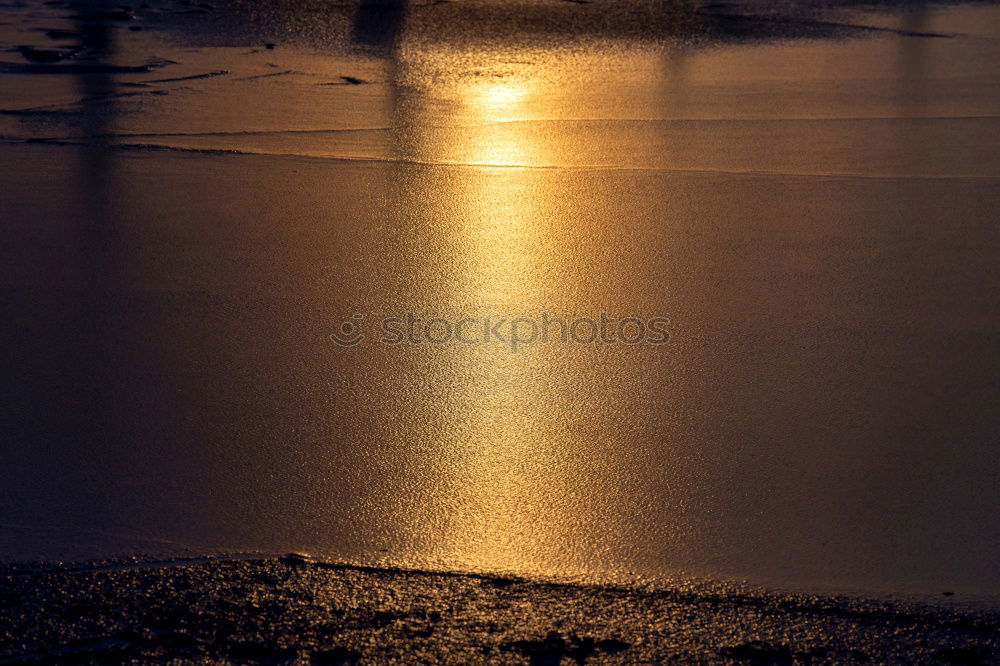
[1,555,998,664]
[2,0,1000,654]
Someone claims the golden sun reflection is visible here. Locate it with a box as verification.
[433,83,565,574]
[383,63,584,575]
[469,80,529,120]
[457,79,533,166]
[357,44,663,578]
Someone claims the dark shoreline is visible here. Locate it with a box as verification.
[1,555,997,664]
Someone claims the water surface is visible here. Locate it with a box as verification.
[1,0,999,600]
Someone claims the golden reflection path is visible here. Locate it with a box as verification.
[348,43,669,578]
[401,74,583,574]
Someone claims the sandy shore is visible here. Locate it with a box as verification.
[1,555,998,664]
